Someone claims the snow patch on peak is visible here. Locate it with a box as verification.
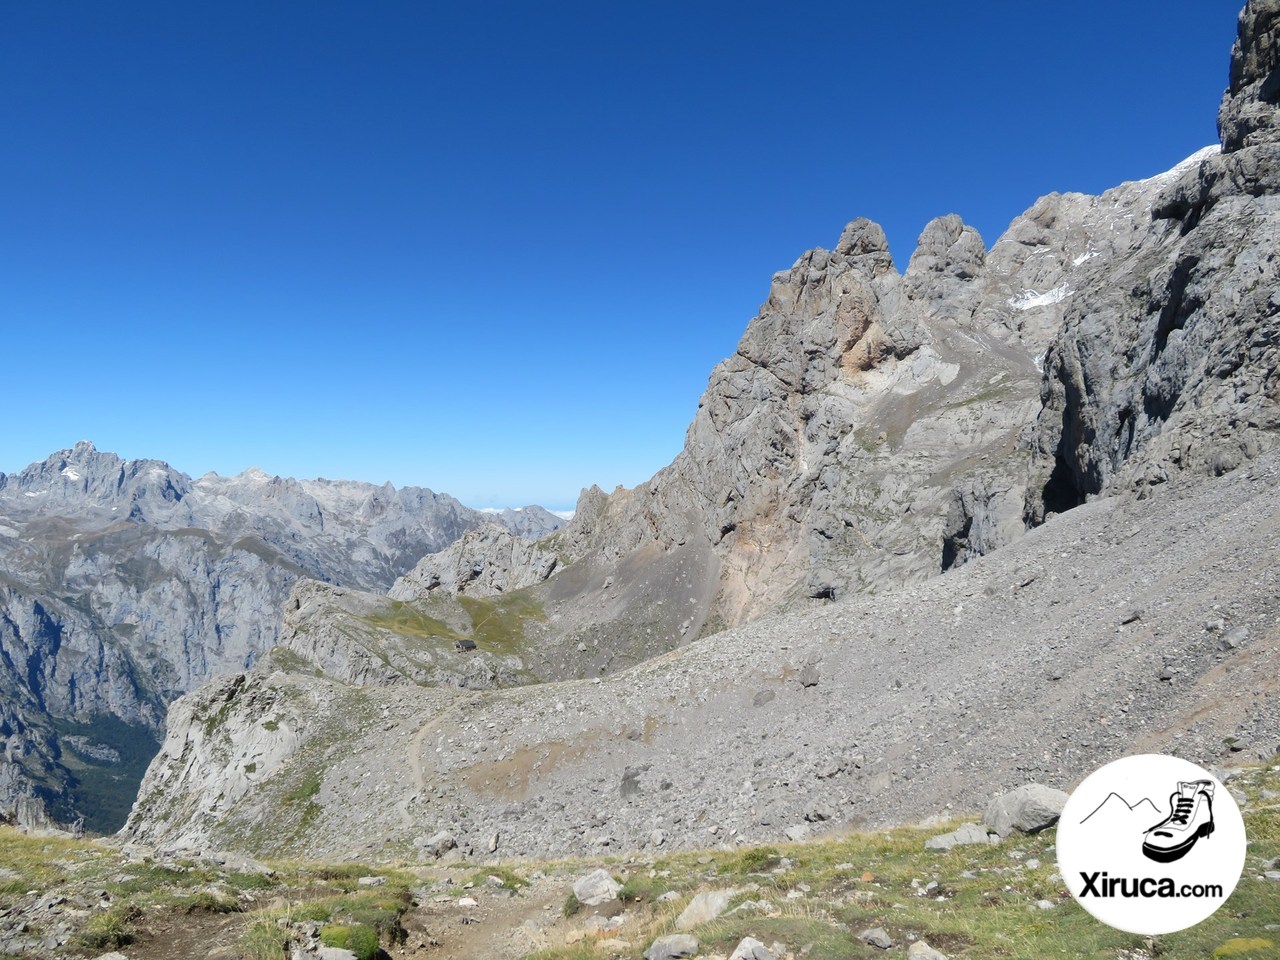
[61,467,82,481]
[1009,284,1072,311]
[1140,145,1220,186]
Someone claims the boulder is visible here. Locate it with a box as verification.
[677,889,737,929]
[730,937,776,960]
[645,933,700,960]
[421,830,457,858]
[859,927,894,949]
[909,941,950,960]
[983,784,1068,837]
[573,868,622,906]
[924,822,994,850]
[1221,625,1250,650]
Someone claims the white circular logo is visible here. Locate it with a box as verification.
[1057,754,1246,935]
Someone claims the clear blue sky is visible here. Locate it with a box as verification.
[1,1,1243,510]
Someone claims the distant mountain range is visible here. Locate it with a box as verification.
[0,441,563,831]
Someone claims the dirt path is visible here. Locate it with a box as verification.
[120,909,246,960]
[398,694,474,828]
[408,712,444,795]
[395,873,577,959]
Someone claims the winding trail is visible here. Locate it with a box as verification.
[397,693,487,828]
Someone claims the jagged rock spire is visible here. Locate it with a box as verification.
[1219,0,1280,151]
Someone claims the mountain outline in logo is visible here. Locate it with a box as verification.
[1079,792,1162,826]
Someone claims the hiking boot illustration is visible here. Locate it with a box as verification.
[1142,780,1215,863]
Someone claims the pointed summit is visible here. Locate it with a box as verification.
[905,214,987,296]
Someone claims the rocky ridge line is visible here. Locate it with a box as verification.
[0,442,564,830]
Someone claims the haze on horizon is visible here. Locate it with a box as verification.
[1,1,1242,510]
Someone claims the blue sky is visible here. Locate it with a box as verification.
[1,1,1243,510]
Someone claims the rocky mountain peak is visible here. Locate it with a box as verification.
[834,216,892,260]
[2,442,191,521]
[1220,0,1280,150]
[904,214,987,302]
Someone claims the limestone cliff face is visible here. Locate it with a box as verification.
[125,672,308,849]
[402,1,1280,647]
[399,148,1253,662]
[1025,1,1280,519]
[390,525,562,601]
[1219,0,1280,152]
[0,443,563,830]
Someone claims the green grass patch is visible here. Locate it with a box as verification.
[522,946,600,960]
[562,890,582,918]
[458,590,547,654]
[72,904,139,949]
[106,864,208,895]
[468,865,529,891]
[175,889,242,913]
[364,600,460,643]
[320,923,380,960]
[283,771,321,804]
[1213,940,1277,958]
[262,645,319,676]
[360,592,547,669]
[0,828,96,894]
[718,845,783,877]
[239,918,290,960]
[200,701,234,738]
[619,872,674,904]
[943,381,1014,410]
[223,870,277,892]
[700,910,863,960]
[290,901,336,923]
